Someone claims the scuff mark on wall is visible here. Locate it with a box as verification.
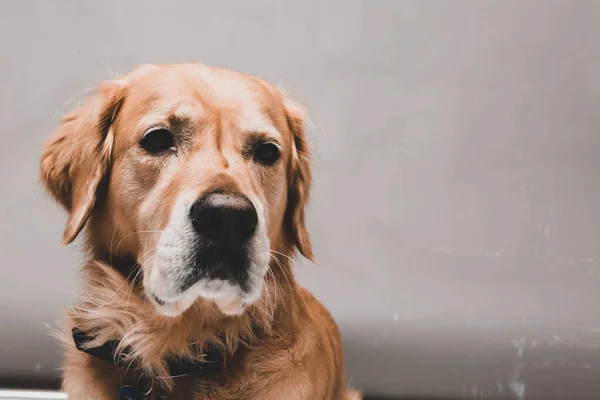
[506,337,527,399]
[512,336,526,358]
[509,361,526,400]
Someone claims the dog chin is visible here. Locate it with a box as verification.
[153,295,198,317]
[149,277,265,318]
[213,297,248,316]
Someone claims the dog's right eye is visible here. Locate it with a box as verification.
[140,128,176,154]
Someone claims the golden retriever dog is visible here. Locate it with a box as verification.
[40,63,360,400]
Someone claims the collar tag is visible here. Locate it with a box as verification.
[119,385,140,400]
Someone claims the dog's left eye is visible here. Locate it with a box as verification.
[140,128,176,154]
[254,142,280,165]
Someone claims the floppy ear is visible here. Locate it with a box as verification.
[282,96,314,261]
[40,80,126,245]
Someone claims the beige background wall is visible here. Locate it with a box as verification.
[1,1,600,398]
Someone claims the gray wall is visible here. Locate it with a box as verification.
[1,1,600,399]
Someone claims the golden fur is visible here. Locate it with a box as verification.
[41,63,360,399]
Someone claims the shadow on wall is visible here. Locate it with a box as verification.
[342,324,600,400]
[3,323,600,399]
[363,397,469,400]
[0,380,471,400]
[0,378,497,400]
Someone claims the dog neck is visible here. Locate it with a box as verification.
[67,250,300,389]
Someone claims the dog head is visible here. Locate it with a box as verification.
[41,63,312,317]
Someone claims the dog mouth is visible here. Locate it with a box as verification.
[182,244,253,290]
[147,249,265,317]
[152,294,167,306]
[149,285,252,317]
[149,292,199,317]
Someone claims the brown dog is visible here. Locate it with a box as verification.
[41,63,360,399]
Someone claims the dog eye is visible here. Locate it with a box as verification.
[140,128,176,154]
[254,142,280,165]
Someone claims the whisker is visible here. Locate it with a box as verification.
[51,86,95,118]
[269,253,293,290]
[100,59,118,78]
[121,249,157,307]
[270,249,294,263]
[267,268,281,306]
[113,230,165,255]
[266,268,283,323]
[123,263,146,310]
[152,373,191,380]
[264,270,275,321]
[109,227,118,268]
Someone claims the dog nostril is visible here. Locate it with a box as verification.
[235,212,258,242]
[152,294,166,306]
[194,209,223,240]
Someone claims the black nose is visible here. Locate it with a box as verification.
[190,192,258,248]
